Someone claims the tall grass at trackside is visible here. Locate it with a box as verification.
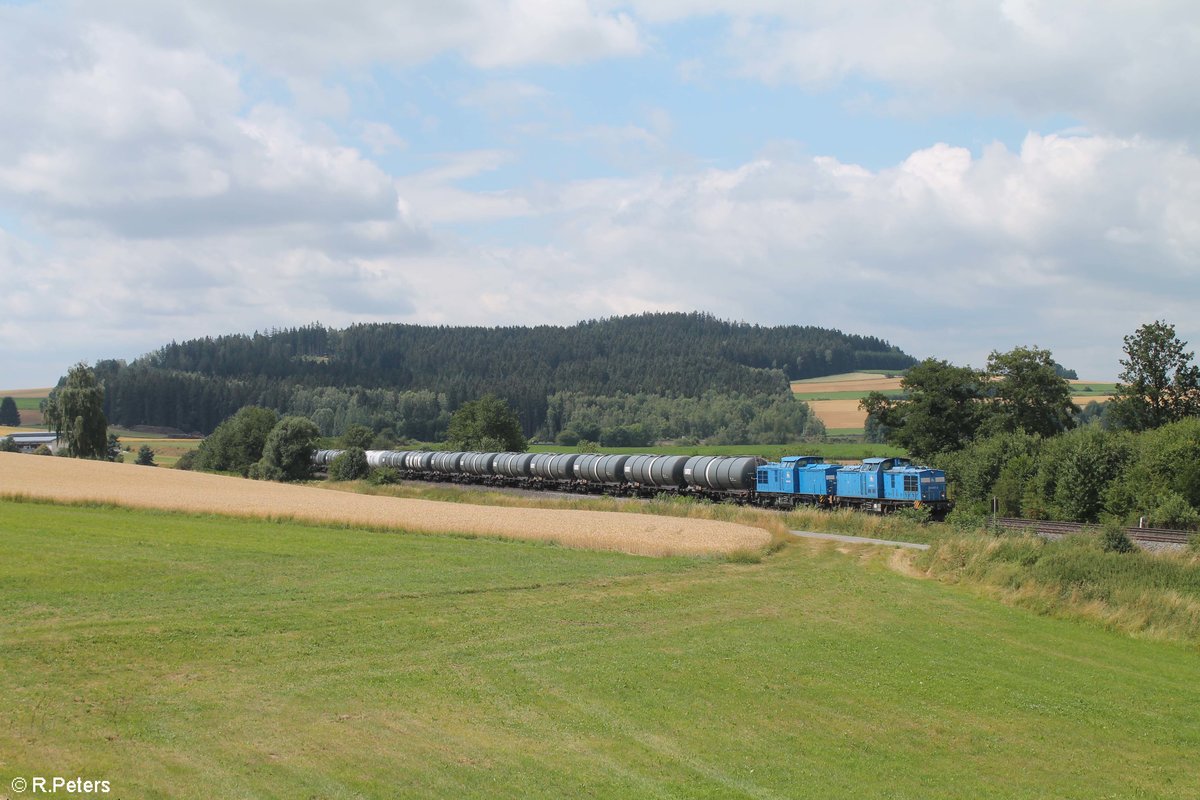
[915,532,1200,642]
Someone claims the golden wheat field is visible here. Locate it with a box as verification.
[804,399,868,429]
[0,453,770,557]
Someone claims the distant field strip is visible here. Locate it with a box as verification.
[792,389,907,401]
[0,387,52,398]
[1070,381,1119,393]
[794,373,1116,432]
[0,453,769,557]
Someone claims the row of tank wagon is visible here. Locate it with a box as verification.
[311,449,950,511]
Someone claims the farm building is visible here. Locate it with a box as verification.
[2,431,61,453]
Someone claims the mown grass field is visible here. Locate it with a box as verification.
[111,432,203,468]
[2,499,1198,799]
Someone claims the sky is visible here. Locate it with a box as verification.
[1,0,1198,388]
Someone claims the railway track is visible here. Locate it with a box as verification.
[992,517,1192,546]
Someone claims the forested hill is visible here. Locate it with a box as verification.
[92,312,916,437]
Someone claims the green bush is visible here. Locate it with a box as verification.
[895,505,933,525]
[1145,492,1200,530]
[194,406,279,476]
[555,429,581,446]
[247,460,284,481]
[328,447,369,481]
[944,508,988,533]
[1099,523,1135,554]
[367,467,401,486]
[251,416,320,482]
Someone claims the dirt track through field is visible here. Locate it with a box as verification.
[0,453,769,557]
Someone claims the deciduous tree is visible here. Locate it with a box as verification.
[986,346,1077,437]
[43,363,108,459]
[194,406,279,475]
[1109,320,1200,431]
[446,395,527,452]
[860,359,988,459]
[340,424,374,451]
[250,416,320,482]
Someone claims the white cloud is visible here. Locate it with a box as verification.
[87,0,643,72]
[629,1,1200,139]
[360,122,407,156]
[459,80,552,118]
[0,21,403,239]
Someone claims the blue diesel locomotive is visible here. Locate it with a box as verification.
[755,456,947,512]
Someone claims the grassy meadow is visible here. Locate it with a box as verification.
[111,432,203,468]
[2,498,1199,798]
[790,389,906,401]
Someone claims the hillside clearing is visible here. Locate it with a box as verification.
[0,452,768,557]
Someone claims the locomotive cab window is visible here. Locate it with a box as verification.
[903,475,918,493]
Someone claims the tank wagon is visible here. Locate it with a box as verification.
[312,449,949,514]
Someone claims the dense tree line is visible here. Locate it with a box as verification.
[88,312,913,436]
[545,391,825,446]
[865,322,1200,528]
[940,419,1200,528]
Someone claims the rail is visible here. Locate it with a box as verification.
[992,517,1192,546]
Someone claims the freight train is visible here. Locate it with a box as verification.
[312,449,950,515]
